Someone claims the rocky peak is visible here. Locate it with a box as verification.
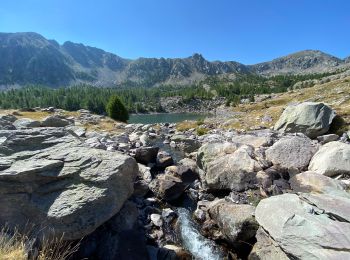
[250,50,344,75]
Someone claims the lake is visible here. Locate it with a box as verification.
[128,113,207,124]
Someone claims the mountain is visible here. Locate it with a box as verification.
[0,32,346,87]
[345,56,350,63]
[250,50,343,75]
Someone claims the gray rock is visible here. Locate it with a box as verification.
[149,174,185,201]
[0,119,16,130]
[0,114,17,122]
[135,146,159,165]
[13,118,41,128]
[41,115,71,127]
[0,128,138,240]
[248,227,289,260]
[150,214,163,227]
[208,199,258,243]
[274,102,336,138]
[197,143,263,191]
[290,171,349,197]
[266,136,318,171]
[170,134,200,153]
[255,193,350,259]
[233,134,273,148]
[316,134,339,144]
[309,141,350,177]
[156,151,174,168]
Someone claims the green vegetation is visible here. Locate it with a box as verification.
[106,95,129,122]
[0,71,339,114]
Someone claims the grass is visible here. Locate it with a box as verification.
[0,227,79,260]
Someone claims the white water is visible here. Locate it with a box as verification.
[177,208,224,260]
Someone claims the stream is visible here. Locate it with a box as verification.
[177,208,225,260]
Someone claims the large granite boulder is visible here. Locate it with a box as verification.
[255,193,350,259]
[0,128,138,240]
[197,143,264,191]
[266,136,318,171]
[308,141,350,177]
[41,115,71,127]
[274,102,336,138]
[208,200,258,244]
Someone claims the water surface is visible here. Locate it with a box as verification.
[128,113,207,124]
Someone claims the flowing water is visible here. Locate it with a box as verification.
[128,113,207,124]
[177,208,225,260]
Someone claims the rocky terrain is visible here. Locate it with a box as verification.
[0,32,349,88]
[1,85,350,260]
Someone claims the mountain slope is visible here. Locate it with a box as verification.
[0,32,346,87]
[249,50,343,75]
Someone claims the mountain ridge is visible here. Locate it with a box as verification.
[0,32,347,87]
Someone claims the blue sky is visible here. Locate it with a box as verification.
[0,0,349,64]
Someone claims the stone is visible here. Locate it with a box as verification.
[308,141,350,177]
[208,200,258,243]
[233,134,273,148]
[255,193,350,259]
[0,114,17,122]
[266,136,318,171]
[197,143,263,191]
[0,128,138,240]
[290,171,349,197]
[135,146,159,165]
[156,151,174,168]
[149,174,185,201]
[273,102,336,138]
[41,115,71,127]
[0,119,16,130]
[248,227,289,260]
[170,134,200,153]
[150,214,163,227]
[316,134,339,144]
[13,118,41,128]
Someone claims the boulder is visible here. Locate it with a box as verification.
[290,171,349,197]
[13,118,41,128]
[255,193,350,259]
[274,102,336,138]
[233,134,273,148]
[0,128,138,240]
[208,200,258,243]
[156,151,174,168]
[316,134,339,144]
[0,114,17,122]
[149,174,186,201]
[170,134,200,153]
[41,115,71,127]
[0,119,16,130]
[248,227,289,260]
[135,146,159,165]
[308,141,350,177]
[266,136,318,171]
[197,143,263,191]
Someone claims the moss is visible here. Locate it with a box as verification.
[196,127,209,136]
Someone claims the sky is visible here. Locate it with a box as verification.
[0,0,349,64]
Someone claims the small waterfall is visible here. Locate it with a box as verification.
[177,208,224,260]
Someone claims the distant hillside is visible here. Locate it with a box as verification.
[0,32,347,87]
[249,50,343,75]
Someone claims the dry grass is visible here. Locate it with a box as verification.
[0,227,79,260]
[176,120,198,131]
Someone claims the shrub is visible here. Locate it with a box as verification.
[106,95,129,122]
[196,127,209,136]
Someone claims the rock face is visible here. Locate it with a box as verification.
[208,200,258,244]
[255,193,350,259]
[290,171,349,197]
[197,143,263,191]
[274,102,336,138]
[0,128,138,240]
[308,141,350,176]
[266,136,317,171]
